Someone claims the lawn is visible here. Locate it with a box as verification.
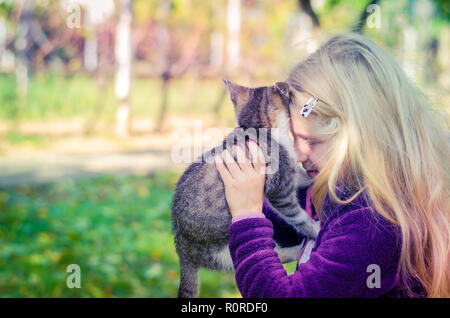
[0,171,259,297]
[4,70,442,297]
[0,73,302,297]
[0,73,235,124]
[0,171,223,297]
[0,170,299,297]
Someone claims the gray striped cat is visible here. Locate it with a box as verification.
[171,79,320,298]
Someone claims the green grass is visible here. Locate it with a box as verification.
[0,73,235,125]
[0,72,447,136]
[4,131,50,147]
[0,170,298,297]
[0,171,234,297]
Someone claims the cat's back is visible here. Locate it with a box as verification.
[171,148,231,240]
[172,153,223,210]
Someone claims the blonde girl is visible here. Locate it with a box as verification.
[215,32,449,297]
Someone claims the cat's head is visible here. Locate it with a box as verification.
[222,79,292,130]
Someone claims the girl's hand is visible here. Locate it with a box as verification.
[214,141,266,218]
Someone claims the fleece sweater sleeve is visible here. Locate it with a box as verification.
[228,208,400,298]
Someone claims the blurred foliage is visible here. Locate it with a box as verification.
[0,0,447,78]
[0,0,448,298]
[317,0,369,30]
[0,71,446,127]
[0,171,297,297]
[0,171,231,297]
[0,0,12,16]
[434,0,450,20]
[0,0,447,87]
[0,73,236,125]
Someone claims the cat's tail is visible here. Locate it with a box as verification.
[177,257,199,298]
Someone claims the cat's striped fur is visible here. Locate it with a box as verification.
[171,80,319,298]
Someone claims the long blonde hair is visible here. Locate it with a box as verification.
[288,33,450,297]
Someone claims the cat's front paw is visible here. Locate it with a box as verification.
[312,220,321,238]
[300,218,320,240]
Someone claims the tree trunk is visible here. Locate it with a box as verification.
[114,0,133,137]
[298,0,320,28]
[84,32,98,72]
[226,0,241,73]
[353,0,380,33]
[15,0,33,100]
[155,71,170,132]
[153,0,171,133]
[213,86,227,116]
[0,18,5,68]
[210,30,224,73]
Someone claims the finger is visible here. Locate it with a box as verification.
[215,154,233,184]
[233,145,252,173]
[247,140,266,174]
[222,149,244,178]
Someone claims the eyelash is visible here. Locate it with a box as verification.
[295,135,320,146]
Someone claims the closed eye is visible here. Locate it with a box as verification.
[307,140,320,145]
[293,132,322,146]
[296,135,320,145]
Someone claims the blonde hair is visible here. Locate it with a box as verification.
[288,33,450,297]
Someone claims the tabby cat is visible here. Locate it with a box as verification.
[171,79,320,298]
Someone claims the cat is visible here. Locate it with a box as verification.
[171,79,320,298]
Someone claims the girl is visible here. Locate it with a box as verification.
[215,33,449,297]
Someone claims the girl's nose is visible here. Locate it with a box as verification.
[296,150,308,162]
[295,142,309,162]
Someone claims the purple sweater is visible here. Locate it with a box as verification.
[228,187,423,298]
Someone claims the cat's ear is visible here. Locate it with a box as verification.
[275,82,290,99]
[222,78,247,116]
[222,78,241,103]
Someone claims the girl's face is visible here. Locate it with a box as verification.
[290,91,332,178]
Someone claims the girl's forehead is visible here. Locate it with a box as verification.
[290,90,320,118]
[291,89,312,107]
[290,113,322,138]
[289,89,327,132]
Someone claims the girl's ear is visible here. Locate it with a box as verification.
[275,82,290,99]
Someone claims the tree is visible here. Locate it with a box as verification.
[298,0,320,28]
[227,0,241,73]
[353,0,380,33]
[15,0,33,99]
[115,0,134,137]
[153,0,206,132]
